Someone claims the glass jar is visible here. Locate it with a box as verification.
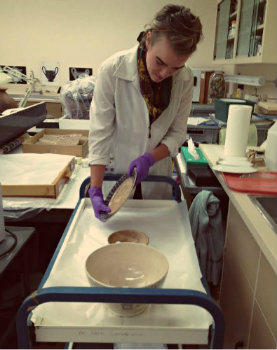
[208,71,226,104]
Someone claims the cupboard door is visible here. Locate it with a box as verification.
[236,0,259,57]
[213,0,276,63]
[214,0,231,59]
[219,202,259,348]
[249,302,276,349]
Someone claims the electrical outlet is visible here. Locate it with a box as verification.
[69,67,93,81]
[0,65,27,84]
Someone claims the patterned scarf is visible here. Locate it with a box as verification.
[137,44,172,127]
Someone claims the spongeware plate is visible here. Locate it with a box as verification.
[100,169,137,221]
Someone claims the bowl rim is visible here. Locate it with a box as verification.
[85,242,169,288]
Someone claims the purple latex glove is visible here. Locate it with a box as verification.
[128,152,155,185]
[88,186,111,220]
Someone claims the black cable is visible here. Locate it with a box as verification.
[0,229,18,259]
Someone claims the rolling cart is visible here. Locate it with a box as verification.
[17,175,224,349]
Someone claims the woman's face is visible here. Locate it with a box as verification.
[145,33,190,83]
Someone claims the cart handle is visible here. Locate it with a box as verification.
[17,286,224,349]
[79,174,182,202]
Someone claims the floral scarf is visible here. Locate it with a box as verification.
[137,44,172,128]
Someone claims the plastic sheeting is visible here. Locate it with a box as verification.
[60,75,96,120]
[31,199,212,339]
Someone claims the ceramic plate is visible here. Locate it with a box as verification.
[213,164,258,173]
[217,159,252,167]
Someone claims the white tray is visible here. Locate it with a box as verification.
[31,198,212,345]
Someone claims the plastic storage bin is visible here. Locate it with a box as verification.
[214,98,256,122]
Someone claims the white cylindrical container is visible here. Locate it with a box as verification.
[224,104,252,158]
[265,122,277,171]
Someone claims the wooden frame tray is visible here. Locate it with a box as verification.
[2,157,75,198]
[22,129,89,157]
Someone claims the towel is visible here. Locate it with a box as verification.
[189,190,225,286]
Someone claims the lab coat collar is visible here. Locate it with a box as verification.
[114,45,139,82]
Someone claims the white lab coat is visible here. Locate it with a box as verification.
[89,45,193,199]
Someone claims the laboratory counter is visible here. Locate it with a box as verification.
[200,144,277,349]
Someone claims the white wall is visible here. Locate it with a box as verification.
[236,64,277,101]
[0,0,221,90]
[1,0,275,99]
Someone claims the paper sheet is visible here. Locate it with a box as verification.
[188,117,210,126]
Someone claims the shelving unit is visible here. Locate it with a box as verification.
[213,0,277,64]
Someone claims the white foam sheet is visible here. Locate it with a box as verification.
[31,199,212,336]
[2,161,110,212]
[0,153,74,185]
[3,164,89,211]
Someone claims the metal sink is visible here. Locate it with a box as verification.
[249,195,277,232]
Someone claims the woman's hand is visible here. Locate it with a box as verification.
[127,152,155,185]
[88,186,111,220]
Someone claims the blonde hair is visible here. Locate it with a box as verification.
[142,4,202,56]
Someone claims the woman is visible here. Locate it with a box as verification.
[88,4,202,220]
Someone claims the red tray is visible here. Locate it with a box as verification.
[222,171,277,195]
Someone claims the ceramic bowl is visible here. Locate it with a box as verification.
[85,243,169,316]
[107,230,149,245]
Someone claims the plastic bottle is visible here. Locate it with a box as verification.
[265,121,277,171]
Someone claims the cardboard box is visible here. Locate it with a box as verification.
[181,146,208,167]
[199,71,214,104]
[2,156,75,198]
[22,129,89,157]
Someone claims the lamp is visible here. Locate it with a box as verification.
[224,75,266,87]
[0,70,13,85]
[0,66,40,108]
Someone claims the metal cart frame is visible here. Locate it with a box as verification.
[16,175,224,349]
